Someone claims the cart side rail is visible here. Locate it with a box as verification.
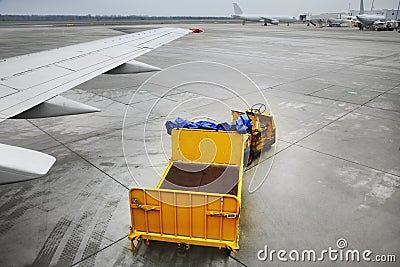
[129,188,240,251]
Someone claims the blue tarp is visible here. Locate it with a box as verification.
[165,113,253,135]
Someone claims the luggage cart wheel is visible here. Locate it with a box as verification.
[177,243,190,256]
[221,248,231,256]
[177,243,190,252]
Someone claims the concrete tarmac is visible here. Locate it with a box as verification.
[0,23,399,266]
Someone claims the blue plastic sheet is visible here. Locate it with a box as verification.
[166,113,252,135]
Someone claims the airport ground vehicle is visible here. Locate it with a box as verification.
[370,21,396,31]
[232,104,276,166]
[128,128,248,255]
[128,105,275,254]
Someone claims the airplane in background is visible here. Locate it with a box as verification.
[326,18,348,27]
[356,0,385,29]
[0,27,200,185]
[232,3,298,26]
[327,14,357,27]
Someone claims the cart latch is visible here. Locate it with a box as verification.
[132,198,159,212]
[207,211,238,218]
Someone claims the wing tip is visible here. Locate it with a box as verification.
[0,144,57,185]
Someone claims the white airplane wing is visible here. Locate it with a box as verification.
[0,27,193,184]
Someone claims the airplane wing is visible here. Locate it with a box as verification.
[0,27,191,123]
[0,27,193,184]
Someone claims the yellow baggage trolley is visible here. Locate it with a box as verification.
[128,128,249,255]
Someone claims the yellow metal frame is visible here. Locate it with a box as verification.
[128,128,247,253]
[171,128,246,166]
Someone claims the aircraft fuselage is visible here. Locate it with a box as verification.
[356,14,386,26]
[232,14,298,25]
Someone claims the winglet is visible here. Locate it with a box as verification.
[0,144,56,185]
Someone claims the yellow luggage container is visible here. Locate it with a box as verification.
[128,128,249,254]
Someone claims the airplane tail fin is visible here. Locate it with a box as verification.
[233,3,243,15]
[359,0,365,14]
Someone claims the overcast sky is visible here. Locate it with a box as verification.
[0,0,398,16]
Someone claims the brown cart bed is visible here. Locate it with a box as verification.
[160,162,239,196]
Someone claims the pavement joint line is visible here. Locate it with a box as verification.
[30,143,65,155]
[305,84,336,96]
[246,104,360,171]
[265,51,400,93]
[276,139,400,179]
[85,85,186,108]
[351,109,400,123]
[78,90,131,107]
[293,143,400,178]
[229,254,248,267]
[288,90,379,144]
[356,82,400,107]
[80,50,400,120]
[161,48,400,80]
[165,86,356,121]
[26,120,130,191]
[146,80,178,89]
[267,86,400,114]
[261,89,362,108]
[361,81,400,113]
[305,94,366,106]
[75,85,135,91]
[265,73,325,90]
[139,79,236,97]
[269,80,397,94]
[70,235,128,266]
[81,90,154,113]
[263,57,399,102]
[166,45,396,69]
[32,113,165,155]
[38,126,123,152]
[248,81,400,172]
[359,104,400,114]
